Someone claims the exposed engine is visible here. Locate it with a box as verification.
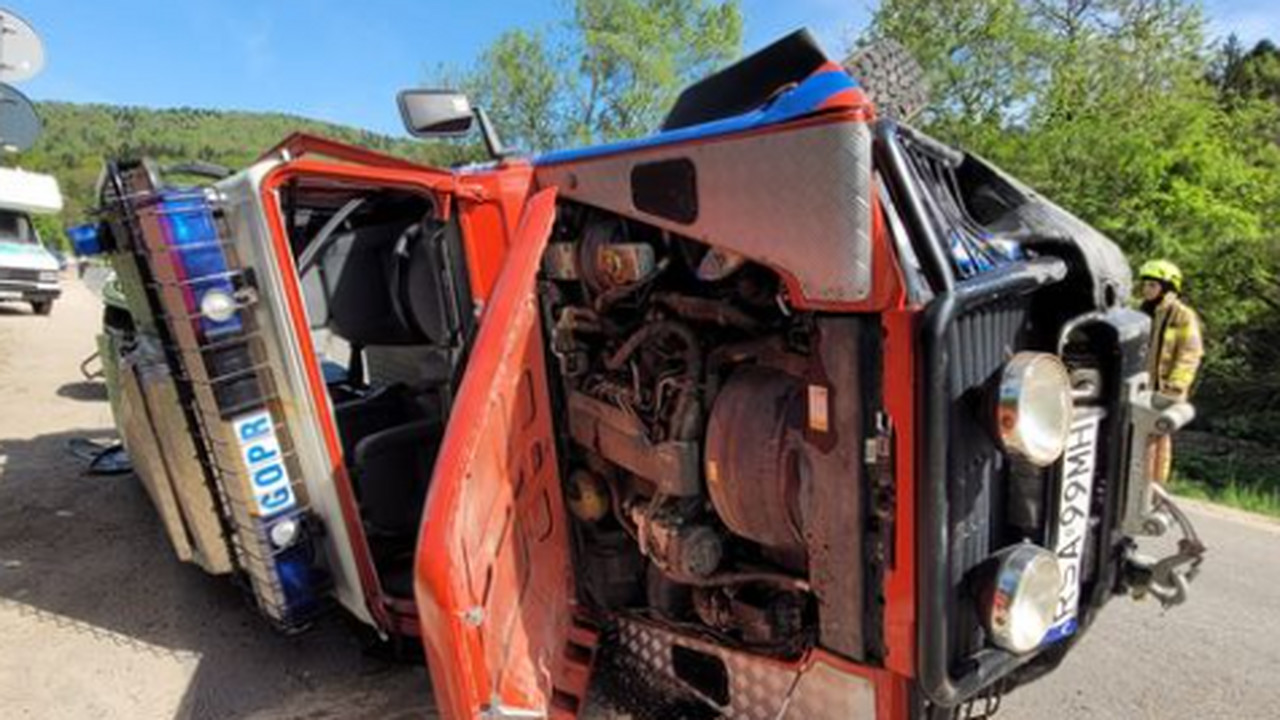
[543,204,868,658]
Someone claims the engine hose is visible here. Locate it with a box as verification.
[605,321,702,379]
[606,321,704,441]
[604,473,643,541]
[653,292,761,330]
[592,258,670,313]
[673,570,811,592]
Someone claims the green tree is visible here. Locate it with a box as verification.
[13,102,461,246]
[865,0,1280,395]
[865,0,1042,145]
[446,0,743,152]
[464,30,564,153]
[1213,37,1280,105]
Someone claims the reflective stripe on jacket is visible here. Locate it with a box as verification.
[1147,293,1203,399]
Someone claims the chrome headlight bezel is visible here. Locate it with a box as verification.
[996,352,1074,467]
[984,543,1063,654]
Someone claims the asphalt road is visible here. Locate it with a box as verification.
[1,275,1277,719]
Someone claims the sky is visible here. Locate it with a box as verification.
[12,0,1280,138]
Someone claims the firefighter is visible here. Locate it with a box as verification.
[1138,259,1204,483]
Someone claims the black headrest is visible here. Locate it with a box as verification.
[320,210,464,349]
[325,221,426,346]
[391,222,455,346]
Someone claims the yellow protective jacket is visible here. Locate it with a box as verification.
[1147,293,1204,400]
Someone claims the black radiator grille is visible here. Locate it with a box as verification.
[945,297,1033,653]
[0,267,41,283]
[947,300,1029,395]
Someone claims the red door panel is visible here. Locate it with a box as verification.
[415,188,575,719]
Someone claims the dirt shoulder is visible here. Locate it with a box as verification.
[0,275,432,720]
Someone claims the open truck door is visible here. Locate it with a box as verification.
[415,188,595,720]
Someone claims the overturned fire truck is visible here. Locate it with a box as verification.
[77,31,1204,720]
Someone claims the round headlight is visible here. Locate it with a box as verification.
[984,543,1063,654]
[200,288,237,323]
[996,352,1073,466]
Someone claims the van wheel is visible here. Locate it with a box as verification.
[31,300,53,316]
[844,39,930,121]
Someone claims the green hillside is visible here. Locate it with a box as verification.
[13,102,467,239]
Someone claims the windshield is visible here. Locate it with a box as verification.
[0,211,37,244]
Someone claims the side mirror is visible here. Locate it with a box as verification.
[397,90,475,137]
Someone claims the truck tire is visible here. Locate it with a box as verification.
[844,39,930,121]
[31,300,53,316]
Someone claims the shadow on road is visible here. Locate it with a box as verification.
[0,426,433,720]
[56,380,109,402]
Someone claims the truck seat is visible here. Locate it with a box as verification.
[319,213,468,548]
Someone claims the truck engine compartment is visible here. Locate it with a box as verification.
[542,201,870,661]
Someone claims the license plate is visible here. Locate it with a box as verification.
[0,290,21,300]
[1043,409,1103,645]
[232,410,297,517]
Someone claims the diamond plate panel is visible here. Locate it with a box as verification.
[614,618,877,720]
[782,660,877,719]
[537,119,874,306]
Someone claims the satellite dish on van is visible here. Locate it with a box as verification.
[0,82,40,152]
[0,10,45,83]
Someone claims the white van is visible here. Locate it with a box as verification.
[0,168,63,315]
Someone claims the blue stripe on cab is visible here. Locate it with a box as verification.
[535,70,859,166]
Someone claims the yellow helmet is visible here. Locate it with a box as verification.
[1139,259,1183,293]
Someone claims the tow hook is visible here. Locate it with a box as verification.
[1118,380,1205,607]
[1124,485,1206,608]
[1121,385,1196,537]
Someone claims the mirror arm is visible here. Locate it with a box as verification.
[473,106,512,160]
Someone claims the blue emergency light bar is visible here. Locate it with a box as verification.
[68,223,103,256]
[157,192,243,337]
